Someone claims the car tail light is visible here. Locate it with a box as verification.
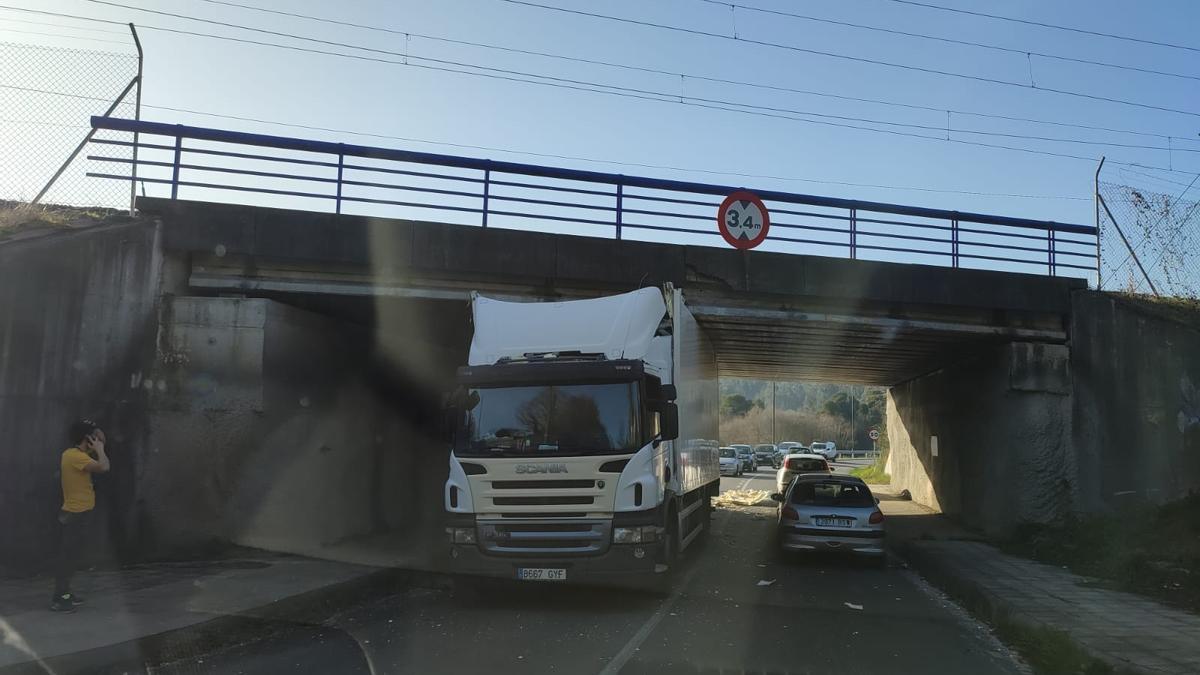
[781,506,799,520]
[784,458,798,471]
[868,510,884,524]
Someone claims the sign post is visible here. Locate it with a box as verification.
[717,191,770,250]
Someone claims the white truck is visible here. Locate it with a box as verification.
[443,287,719,587]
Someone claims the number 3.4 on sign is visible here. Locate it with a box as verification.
[717,191,770,250]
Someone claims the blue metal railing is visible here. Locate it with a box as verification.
[85,116,1099,277]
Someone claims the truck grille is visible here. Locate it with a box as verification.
[492,495,594,506]
[479,520,610,556]
[491,480,596,490]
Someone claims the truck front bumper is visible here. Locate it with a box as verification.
[448,543,660,587]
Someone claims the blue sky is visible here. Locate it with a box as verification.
[2,0,1198,245]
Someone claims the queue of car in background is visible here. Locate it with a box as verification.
[777,441,805,455]
[754,443,780,469]
[809,441,839,461]
[732,445,757,472]
[771,474,886,567]
[718,447,742,476]
[775,453,833,493]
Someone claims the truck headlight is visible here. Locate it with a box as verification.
[613,526,659,544]
[446,527,477,544]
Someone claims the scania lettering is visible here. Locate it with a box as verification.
[444,287,720,589]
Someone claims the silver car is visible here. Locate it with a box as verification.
[771,475,886,566]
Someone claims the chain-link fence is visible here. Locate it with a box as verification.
[0,40,139,209]
[1098,181,1200,299]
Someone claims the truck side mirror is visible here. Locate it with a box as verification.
[660,384,677,402]
[659,403,679,441]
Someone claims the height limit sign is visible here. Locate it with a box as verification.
[717,191,770,250]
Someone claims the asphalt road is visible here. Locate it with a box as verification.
[144,464,1024,675]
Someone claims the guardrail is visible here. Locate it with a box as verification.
[86,116,1098,278]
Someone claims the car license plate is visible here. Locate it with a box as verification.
[815,517,855,528]
[516,568,567,581]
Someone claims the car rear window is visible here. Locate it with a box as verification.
[791,481,873,507]
[755,445,774,452]
[790,458,827,472]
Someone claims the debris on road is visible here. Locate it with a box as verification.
[714,490,773,508]
[844,602,864,611]
[756,579,776,587]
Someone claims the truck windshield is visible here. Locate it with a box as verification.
[456,382,640,456]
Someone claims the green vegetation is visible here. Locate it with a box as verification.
[850,460,890,485]
[992,617,1116,675]
[719,393,756,418]
[1005,493,1200,614]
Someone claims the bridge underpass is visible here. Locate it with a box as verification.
[9,119,1196,578]
[113,195,1097,543]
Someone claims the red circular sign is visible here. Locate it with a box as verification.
[717,191,770,250]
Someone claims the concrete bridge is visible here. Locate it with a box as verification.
[2,180,1197,573]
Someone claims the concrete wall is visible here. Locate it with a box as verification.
[886,342,1076,536]
[0,221,167,570]
[888,292,1200,535]
[0,220,458,572]
[1070,292,1200,509]
[142,296,432,557]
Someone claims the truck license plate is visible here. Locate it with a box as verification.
[516,568,567,581]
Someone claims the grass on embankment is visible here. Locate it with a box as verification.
[849,448,890,484]
[1004,493,1200,614]
[0,201,117,239]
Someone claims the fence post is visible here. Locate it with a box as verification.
[1094,156,1105,289]
[615,180,624,240]
[128,23,143,214]
[170,131,182,199]
[335,145,344,215]
[848,207,857,258]
[482,165,491,228]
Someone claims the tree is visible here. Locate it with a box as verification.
[720,394,755,418]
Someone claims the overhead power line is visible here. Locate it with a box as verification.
[699,0,1200,82]
[0,82,1090,201]
[497,0,1200,119]
[188,0,1200,144]
[5,4,1195,175]
[0,27,132,46]
[0,16,130,35]
[71,0,1200,155]
[880,0,1200,54]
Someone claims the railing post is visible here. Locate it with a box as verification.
[849,207,857,259]
[951,215,960,268]
[335,145,345,215]
[615,180,624,240]
[1048,225,1057,276]
[170,131,182,200]
[482,165,491,228]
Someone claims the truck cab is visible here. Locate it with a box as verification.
[443,288,719,587]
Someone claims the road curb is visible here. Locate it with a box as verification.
[898,541,1141,675]
[0,565,453,675]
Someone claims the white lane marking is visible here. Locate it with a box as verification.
[597,509,733,675]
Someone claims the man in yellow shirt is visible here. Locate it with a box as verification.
[51,419,110,613]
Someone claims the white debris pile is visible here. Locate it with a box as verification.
[713,489,774,508]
